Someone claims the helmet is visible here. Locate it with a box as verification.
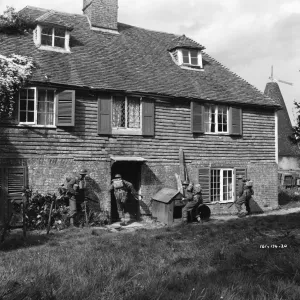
[79,168,88,175]
[115,174,122,179]
[187,183,193,192]
[194,184,202,193]
[182,180,189,186]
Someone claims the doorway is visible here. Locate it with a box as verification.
[111,161,141,222]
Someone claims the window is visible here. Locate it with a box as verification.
[41,26,66,48]
[182,49,198,65]
[112,96,141,129]
[211,169,234,202]
[19,88,55,126]
[204,105,228,133]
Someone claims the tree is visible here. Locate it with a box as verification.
[291,100,300,144]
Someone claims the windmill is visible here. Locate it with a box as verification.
[269,65,293,86]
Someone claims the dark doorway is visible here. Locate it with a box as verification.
[111,162,141,222]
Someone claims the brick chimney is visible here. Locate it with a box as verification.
[83,0,118,31]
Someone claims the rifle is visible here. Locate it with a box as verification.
[228,201,236,209]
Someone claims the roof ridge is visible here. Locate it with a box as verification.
[118,22,180,38]
[19,5,86,18]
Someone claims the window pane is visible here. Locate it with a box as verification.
[54,37,65,48]
[42,27,52,35]
[38,90,46,102]
[41,35,52,46]
[38,101,46,112]
[20,100,26,111]
[182,49,189,64]
[54,28,65,37]
[47,90,54,102]
[113,96,125,127]
[190,50,198,65]
[20,89,27,99]
[28,89,35,100]
[28,112,34,122]
[28,100,35,111]
[20,111,26,122]
[37,113,46,125]
[127,97,140,128]
[48,102,54,113]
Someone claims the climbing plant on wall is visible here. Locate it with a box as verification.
[0,7,35,119]
[0,54,35,119]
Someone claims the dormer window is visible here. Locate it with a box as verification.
[33,24,71,52]
[179,49,203,69]
[182,49,198,66]
[41,27,66,48]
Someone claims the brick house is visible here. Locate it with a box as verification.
[0,0,281,222]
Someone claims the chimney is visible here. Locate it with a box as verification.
[83,0,118,31]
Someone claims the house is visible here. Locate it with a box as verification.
[264,81,300,170]
[0,0,281,223]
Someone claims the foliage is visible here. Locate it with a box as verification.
[291,100,300,144]
[0,6,35,34]
[0,54,35,118]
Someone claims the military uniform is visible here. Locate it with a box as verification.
[182,184,203,223]
[109,175,137,222]
[235,180,254,215]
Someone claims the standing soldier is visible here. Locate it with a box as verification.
[109,174,138,225]
[235,178,254,217]
[181,183,203,224]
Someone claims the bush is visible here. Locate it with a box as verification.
[278,184,300,205]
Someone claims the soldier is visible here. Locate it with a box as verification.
[235,179,254,217]
[182,183,203,224]
[109,174,138,224]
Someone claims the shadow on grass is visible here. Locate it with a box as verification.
[0,230,51,252]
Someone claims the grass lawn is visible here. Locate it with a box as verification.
[1,212,300,300]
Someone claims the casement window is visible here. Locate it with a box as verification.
[41,26,66,48]
[210,169,234,202]
[191,102,242,135]
[177,49,203,69]
[112,96,141,130]
[199,167,247,204]
[33,25,71,52]
[204,105,228,134]
[19,88,75,127]
[98,94,155,136]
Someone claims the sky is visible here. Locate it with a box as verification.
[1,0,299,124]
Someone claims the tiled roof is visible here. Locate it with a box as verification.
[264,82,300,157]
[0,6,280,109]
[36,10,74,30]
[167,34,205,51]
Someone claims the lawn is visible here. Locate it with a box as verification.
[1,212,300,300]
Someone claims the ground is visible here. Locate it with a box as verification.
[1,202,300,300]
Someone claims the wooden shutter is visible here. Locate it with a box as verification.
[199,168,211,203]
[191,101,204,133]
[98,93,112,135]
[0,167,27,225]
[142,98,155,136]
[229,107,242,136]
[56,90,75,126]
[234,168,247,201]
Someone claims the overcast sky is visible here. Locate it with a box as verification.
[1,0,299,124]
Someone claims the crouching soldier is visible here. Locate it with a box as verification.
[109,174,138,224]
[235,179,254,217]
[182,183,203,224]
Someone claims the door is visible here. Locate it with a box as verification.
[111,162,141,222]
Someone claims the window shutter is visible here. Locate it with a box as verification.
[56,90,75,126]
[98,93,112,135]
[191,101,204,133]
[142,98,155,136]
[234,168,247,201]
[199,168,211,203]
[229,107,242,136]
